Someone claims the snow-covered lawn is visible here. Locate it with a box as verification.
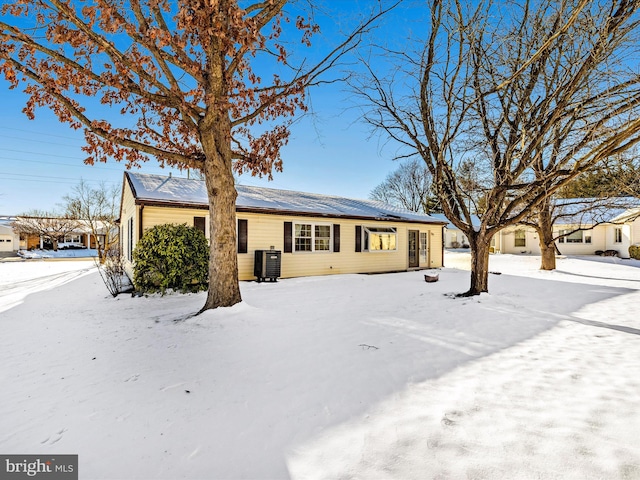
[1,253,639,479]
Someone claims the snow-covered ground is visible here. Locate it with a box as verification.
[1,253,639,479]
[17,248,98,259]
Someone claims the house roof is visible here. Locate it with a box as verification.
[430,213,481,231]
[125,172,446,225]
[553,197,640,225]
[0,223,16,235]
[429,197,640,229]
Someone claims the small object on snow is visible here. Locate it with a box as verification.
[489,271,502,275]
[185,390,191,394]
[358,344,379,350]
[424,273,439,283]
[92,357,96,360]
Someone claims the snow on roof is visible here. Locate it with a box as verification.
[430,197,640,229]
[430,213,482,230]
[125,172,445,224]
[553,197,640,225]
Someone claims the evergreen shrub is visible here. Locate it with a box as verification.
[629,245,640,260]
[133,223,209,294]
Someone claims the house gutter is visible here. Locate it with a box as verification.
[442,225,446,267]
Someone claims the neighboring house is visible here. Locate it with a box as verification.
[0,217,20,252]
[12,217,116,251]
[431,214,481,249]
[120,172,446,281]
[495,198,640,258]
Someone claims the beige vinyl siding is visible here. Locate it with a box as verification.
[605,223,632,257]
[632,218,640,247]
[121,178,444,281]
[588,226,607,252]
[499,226,541,255]
[555,224,604,255]
[119,183,137,272]
[141,205,209,238]
[236,213,442,281]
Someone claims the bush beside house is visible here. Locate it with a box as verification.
[630,245,640,260]
[133,223,209,294]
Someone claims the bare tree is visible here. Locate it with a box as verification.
[63,180,119,263]
[1,1,394,311]
[12,210,79,251]
[532,150,640,270]
[356,0,640,295]
[519,195,638,268]
[370,159,439,213]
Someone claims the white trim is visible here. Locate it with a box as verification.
[293,221,333,253]
[363,226,398,252]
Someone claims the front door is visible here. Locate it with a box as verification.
[408,230,419,268]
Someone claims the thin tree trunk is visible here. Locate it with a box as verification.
[464,231,491,296]
[199,124,242,311]
[537,202,557,270]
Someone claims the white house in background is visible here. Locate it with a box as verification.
[430,214,479,249]
[433,198,640,258]
[495,198,640,258]
[0,217,19,252]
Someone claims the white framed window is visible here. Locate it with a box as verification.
[420,232,428,262]
[614,227,623,243]
[294,223,332,252]
[363,227,397,251]
[514,230,526,247]
[558,229,592,244]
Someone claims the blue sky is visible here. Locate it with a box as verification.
[0,2,415,216]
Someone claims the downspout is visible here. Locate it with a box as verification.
[441,225,445,267]
[138,205,144,242]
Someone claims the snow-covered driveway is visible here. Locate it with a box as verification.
[0,260,96,313]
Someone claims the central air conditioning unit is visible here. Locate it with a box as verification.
[254,249,281,282]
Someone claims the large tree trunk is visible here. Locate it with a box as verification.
[537,201,557,271]
[199,123,242,312]
[464,230,492,296]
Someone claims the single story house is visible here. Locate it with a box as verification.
[120,172,446,281]
[13,218,115,251]
[0,217,20,252]
[497,199,640,258]
[435,198,640,258]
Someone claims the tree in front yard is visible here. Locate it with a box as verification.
[0,1,393,311]
[356,0,640,295]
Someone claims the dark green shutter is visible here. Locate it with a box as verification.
[355,225,361,252]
